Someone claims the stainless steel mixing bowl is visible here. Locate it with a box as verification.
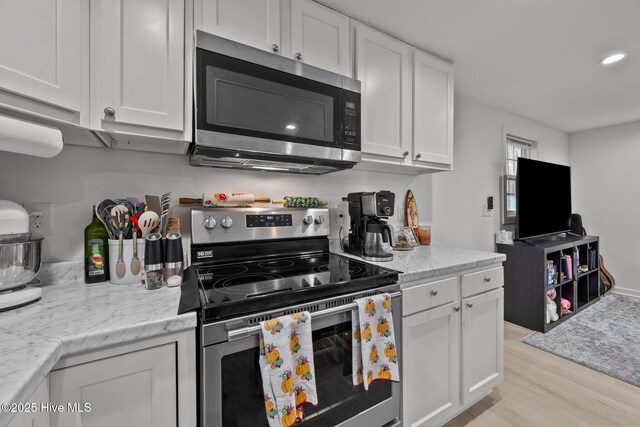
[0,237,43,291]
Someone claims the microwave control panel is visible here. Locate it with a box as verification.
[341,90,360,148]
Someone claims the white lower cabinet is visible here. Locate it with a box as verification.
[461,287,504,405]
[403,302,460,427]
[45,330,195,427]
[402,265,504,427]
[49,344,176,427]
[7,378,50,427]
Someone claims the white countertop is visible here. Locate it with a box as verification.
[0,262,196,427]
[330,241,506,284]
[0,244,504,427]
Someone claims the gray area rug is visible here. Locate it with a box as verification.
[522,292,640,388]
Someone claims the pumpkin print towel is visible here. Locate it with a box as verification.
[259,312,318,427]
[352,294,400,390]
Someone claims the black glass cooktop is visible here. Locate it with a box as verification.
[195,252,398,321]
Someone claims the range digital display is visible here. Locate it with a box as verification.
[246,214,293,228]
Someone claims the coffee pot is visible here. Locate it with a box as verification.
[363,221,393,260]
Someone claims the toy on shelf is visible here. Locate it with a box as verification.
[545,288,559,324]
[560,297,572,315]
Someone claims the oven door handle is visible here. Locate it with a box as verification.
[227,290,401,341]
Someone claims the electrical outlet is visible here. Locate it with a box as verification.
[397,204,405,222]
[24,203,53,235]
[335,202,347,224]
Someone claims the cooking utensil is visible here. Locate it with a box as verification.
[110,204,133,239]
[0,237,43,291]
[138,211,160,238]
[160,192,171,235]
[114,212,127,279]
[96,199,118,239]
[167,217,181,234]
[188,193,271,208]
[271,196,328,208]
[130,221,141,276]
[405,190,418,230]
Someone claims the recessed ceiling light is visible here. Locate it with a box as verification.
[601,53,627,65]
[285,124,297,130]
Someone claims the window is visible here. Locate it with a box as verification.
[503,134,536,224]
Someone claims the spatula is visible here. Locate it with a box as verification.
[138,211,160,238]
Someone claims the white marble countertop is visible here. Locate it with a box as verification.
[330,241,506,284]
[0,262,196,427]
[0,244,504,426]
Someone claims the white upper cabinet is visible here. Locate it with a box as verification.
[197,0,281,54]
[413,50,454,166]
[355,22,412,160]
[290,0,351,76]
[0,0,89,125]
[92,0,185,134]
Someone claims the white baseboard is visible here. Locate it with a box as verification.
[612,287,640,298]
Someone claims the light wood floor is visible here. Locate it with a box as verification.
[445,322,640,427]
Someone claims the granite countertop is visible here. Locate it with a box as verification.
[0,262,196,427]
[330,241,506,284]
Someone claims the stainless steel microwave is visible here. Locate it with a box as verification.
[189,31,361,174]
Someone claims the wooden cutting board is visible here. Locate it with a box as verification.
[405,190,419,230]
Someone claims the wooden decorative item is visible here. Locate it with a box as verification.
[405,190,419,231]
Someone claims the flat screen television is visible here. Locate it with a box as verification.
[516,158,571,240]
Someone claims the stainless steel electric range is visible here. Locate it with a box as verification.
[180,207,401,427]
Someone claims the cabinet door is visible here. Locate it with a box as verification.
[403,302,460,427]
[95,0,184,132]
[355,22,412,160]
[461,287,504,405]
[49,344,177,427]
[413,50,454,166]
[290,0,351,76]
[0,0,88,124]
[7,377,49,427]
[198,0,281,53]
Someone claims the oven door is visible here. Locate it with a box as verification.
[202,293,401,427]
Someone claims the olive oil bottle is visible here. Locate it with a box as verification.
[84,207,109,283]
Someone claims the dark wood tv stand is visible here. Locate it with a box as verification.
[497,235,600,332]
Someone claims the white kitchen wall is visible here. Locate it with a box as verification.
[569,120,640,296]
[0,145,432,262]
[432,95,569,251]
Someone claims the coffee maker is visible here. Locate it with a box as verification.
[346,191,395,262]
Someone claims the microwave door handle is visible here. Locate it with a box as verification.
[227,291,401,342]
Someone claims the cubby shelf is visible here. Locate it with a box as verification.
[497,235,600,333]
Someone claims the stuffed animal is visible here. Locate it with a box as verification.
[546,301,559,323]
[545,288,559,323]
[561,298,571,315]
[546,288,556,303]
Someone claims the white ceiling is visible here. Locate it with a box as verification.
[318,0,640,133]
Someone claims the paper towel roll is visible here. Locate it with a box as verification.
[0,114,63,158]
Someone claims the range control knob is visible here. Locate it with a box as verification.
[220,215,233,229]
[203,216,217,230]
[381,206,392,216]
[314,215,325,224]
[303,215,314,225]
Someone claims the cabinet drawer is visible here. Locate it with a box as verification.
[461,266,503,297]
[403,276,459,316]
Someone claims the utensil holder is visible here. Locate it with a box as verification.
[108,239,145,285]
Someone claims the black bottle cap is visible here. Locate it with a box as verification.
[145,233,164,265]
[165,232,183,263]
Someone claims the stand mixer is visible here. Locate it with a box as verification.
[345,191,395,262]
[0,200,43,311]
